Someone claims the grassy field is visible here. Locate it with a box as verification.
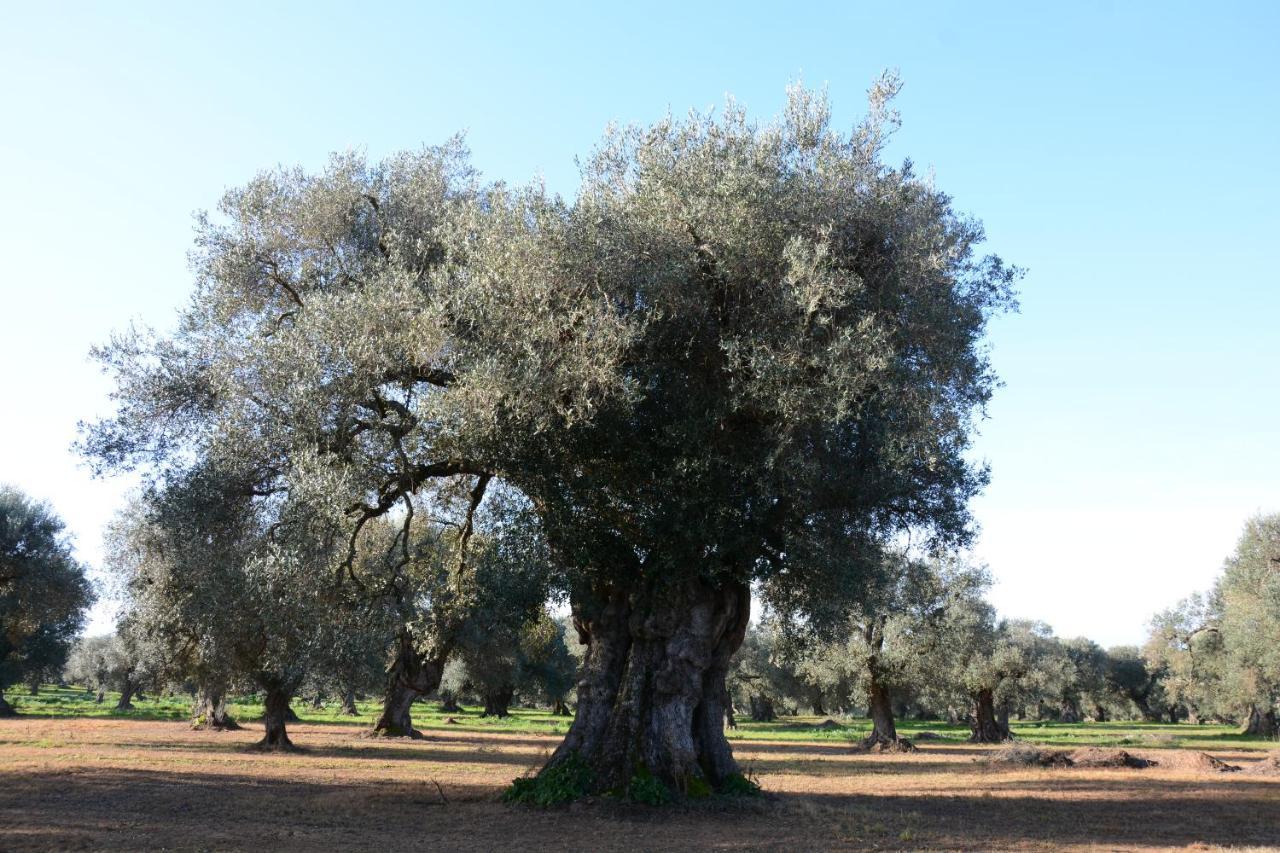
[2,686,1278,850]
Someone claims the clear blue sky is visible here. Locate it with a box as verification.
[2,1,1277,645]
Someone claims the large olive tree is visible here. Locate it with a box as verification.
[83,79,1014,794]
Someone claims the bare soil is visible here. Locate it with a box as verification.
[1,718,1278,850]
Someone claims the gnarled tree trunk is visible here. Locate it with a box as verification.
[258,686,295,750]
[371,631,448,738]
[970,688,1011,743]
[1059,698,1080,723]
[339,690,359,716]
[862,671,911,750]
[1092,703,1108,723]
[481,686,513,718]
[114,679,136,711]
[540,577,750,796]
[0,687,16,717]
[191,686,240,730]
[553,698,572,717]
[748,694,776,722]
[438,691,461,713]
[1241,706,1279,738]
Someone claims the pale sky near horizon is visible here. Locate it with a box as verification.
[2,2,1276,647]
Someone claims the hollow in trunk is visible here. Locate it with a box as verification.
[538,577,750,797]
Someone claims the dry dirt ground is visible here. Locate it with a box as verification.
[1,718,1278,851]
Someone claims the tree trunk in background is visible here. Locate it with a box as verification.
[191,687,240,730]
[26,680,40,696]
[749,694,776,722]
[310,694,324,710]
[862,673,911,750]
[970,688,1011,743]
[540,578,750,796]
[95,689,105,704]
[114,679,136,711]
[0,687,15,717]
[724,699,737,730]
[1241,706,1279,738]
[439,691,461,713]
[339,690,359,716]
[553,698,572,717]
[371,632,448,738]
[811,694,826,717]
[1059,698,1080,723]
[1092,704,1108,723]
[258,686,295,750]
[481,687,513,718]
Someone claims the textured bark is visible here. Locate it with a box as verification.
[970,688,1011,743]
[257,687,295,750]
[191,687,240,730]
[114,680,136,711]
[339,690,359,716]
[541,577,750,795]
[481,687,513,718]
[0,688,16,717]
[1241,706,1279,738]
[1059,698,1080,723]
[862,673,901,747]
[371,632,447,738]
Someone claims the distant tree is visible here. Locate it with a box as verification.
[1144,593,1227,724]
[1059,637,1111,721]
[63,630,151,711]
[1215,514,1280,737]
[798,554,990,748]
[0,486,94,716]
[1105,645,1167,722]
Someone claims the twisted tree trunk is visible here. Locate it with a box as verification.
[1059,698,1080,723]
[258,686,295,750]
[552,698,572,717]
[481,686,513,718]
[339,690,359,716]
[970,688,1011,743]
[0,687,16,717]
[862,671,911,750]
[539,577,750,796]
[114,679,136,711]
[371,632,448,738]
[1241,706,1279,738]
[191,686,240,730]
[749,694,776,722]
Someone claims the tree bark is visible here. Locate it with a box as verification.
[371,632,447,738]
[95,689,105,704]
[0,687,16,717]
[26,680,40,696]
[862,672,905,748]
[539,577,750,796]
[191,686,240,730]
[1241,706,1279,738]
[553,698,572,717]
[438,691,461,713]
[1092,703,1108,723]
[114,680,136,711]
[257,686,295,750]
[970,688,1011,743]
[339,690,359,716]
[481,686,513,718]
[1059,698,1080,723]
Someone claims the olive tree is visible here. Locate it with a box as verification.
[0,486,94,715]
[798,554,990,748]
[1214,514,1280,736]
[82,79,1014,795]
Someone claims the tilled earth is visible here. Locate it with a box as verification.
[1,717,1278,850]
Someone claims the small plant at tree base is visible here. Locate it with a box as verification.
[718,771,763,797]
[503,753,593,807]
[623,766,671,806]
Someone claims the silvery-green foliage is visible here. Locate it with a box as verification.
[83,78,1015,628]
[1214,514,1280,717]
